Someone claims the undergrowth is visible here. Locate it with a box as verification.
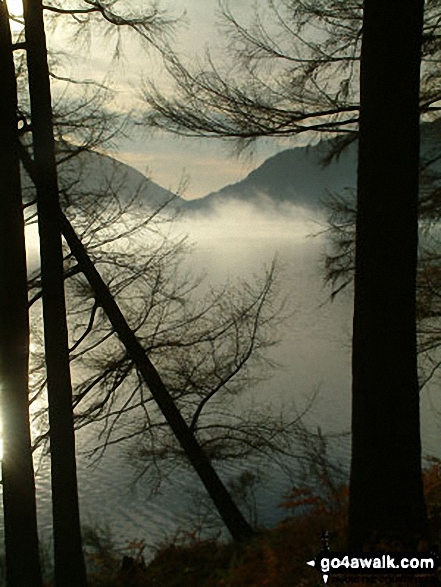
[0,458,439,586]
[77,457,441,587]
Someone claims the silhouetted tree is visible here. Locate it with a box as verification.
[2,3,350,552]
[140,0,434,549]
[60,209,255,541]
[0,3,43,586]
[325,127,441,392]
[21,142,260,541]
[349,0,427,549]
[14,1,300,541]
[14,0,258,545]
[22,0,87,585]
[141,0,441,146]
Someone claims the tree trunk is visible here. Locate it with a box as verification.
[349,0,428,549]
[22,1,87,585]
[0,3,43,586]
[59,212,253,541]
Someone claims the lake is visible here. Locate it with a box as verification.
[5,201,441,560]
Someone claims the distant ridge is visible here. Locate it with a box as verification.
[183,119,441,213]
[45,118,441,217]
[183,140,357,212]
[49,147,183,212]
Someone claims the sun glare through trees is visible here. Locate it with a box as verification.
[6,0,22,31]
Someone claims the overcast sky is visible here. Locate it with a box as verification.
[54,0,296,199]
[6,0,297,199]
[107,0,289,199]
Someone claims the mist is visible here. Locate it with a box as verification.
[174,200,352,429]
[24,198,441,556]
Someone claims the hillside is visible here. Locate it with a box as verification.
[182,120,441,213]
[183,140,357,212]
[40,119,441,217]
[59,149,182,212]
[20,146,183,213]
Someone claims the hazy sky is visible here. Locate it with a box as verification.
[108,0,290,199]
[5,0,304,198]
[42,0,298,199]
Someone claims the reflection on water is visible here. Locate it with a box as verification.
[3,203,441,558]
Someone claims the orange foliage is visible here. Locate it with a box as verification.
[80,458,441,587]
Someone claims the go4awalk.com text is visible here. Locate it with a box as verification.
[307,551,438,584]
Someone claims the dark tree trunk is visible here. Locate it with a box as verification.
[22,1,87,585]
[349,0,428,549]
[58,212,253,542]
[0,3,43,586]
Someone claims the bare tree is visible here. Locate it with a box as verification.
[6,1,181,583]
[15,48,284,539]
[25,162,298,530]
[4,0,322,551]
[138,0,440,549]
[143,0,360,147]
[141,0,441,151]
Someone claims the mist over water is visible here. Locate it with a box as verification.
[23,199,441,556]
[176,201,353,431]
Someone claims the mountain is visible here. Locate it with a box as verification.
[44,119,441,217]
[23,147,183,212]
[182,140,358,212]
[182,120,441,213]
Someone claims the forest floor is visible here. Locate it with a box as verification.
[74,458,441,587]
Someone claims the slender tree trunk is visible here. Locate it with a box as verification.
[0,4,43,586]
[349,0,428,549]
[22,1,87,585]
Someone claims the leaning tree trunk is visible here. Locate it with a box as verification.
[0,3,43,586]
[20,133,254,542]
[22,1,87,586]
[59,211,254,542]
[349,0,428,549]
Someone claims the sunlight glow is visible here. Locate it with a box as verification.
[0,419,3,462]
[6,0,24,32]
[6,0,23,16]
